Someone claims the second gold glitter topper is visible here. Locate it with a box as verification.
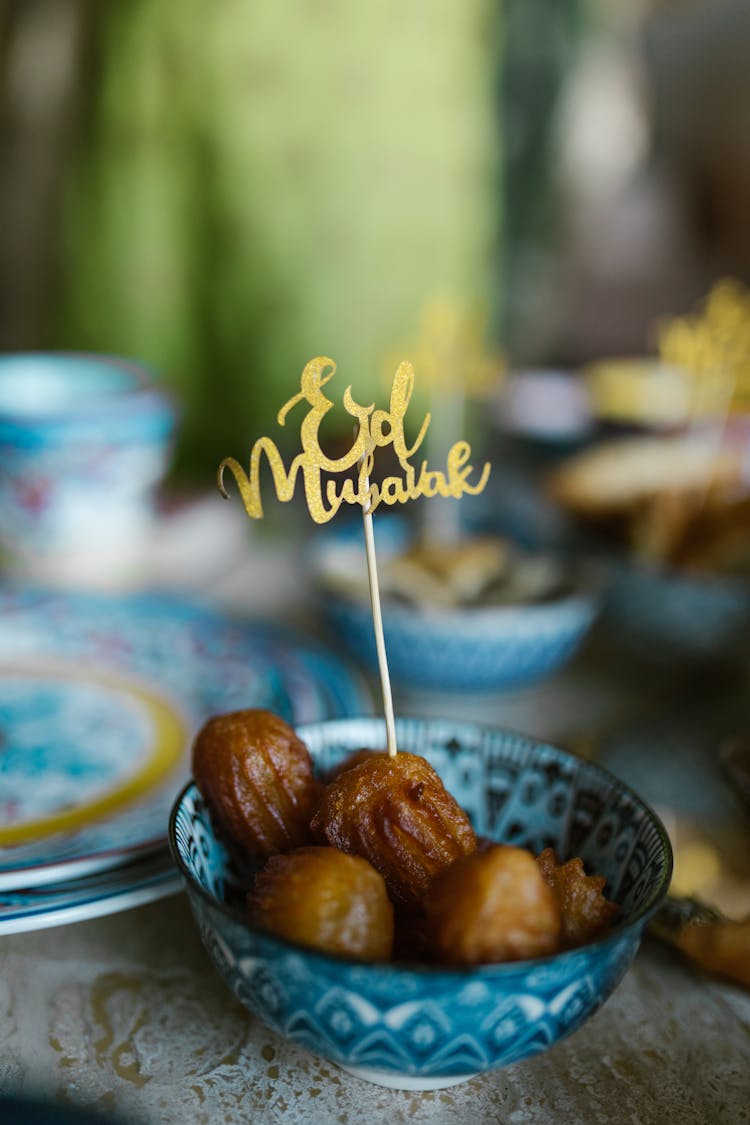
[218,356,491,524]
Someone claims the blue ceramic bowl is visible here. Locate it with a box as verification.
[311,521,599,692]
[0,352,176,579]
[169,717,672,1090]
[604,560,750,665]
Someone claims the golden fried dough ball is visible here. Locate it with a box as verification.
[311,751,476,911]
[324,748,387,783]
[426,845,562,964]
[247,846,394,961]
[536,848,619,948]
[192,709,319,858]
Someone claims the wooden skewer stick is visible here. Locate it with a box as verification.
[361,463,398,758]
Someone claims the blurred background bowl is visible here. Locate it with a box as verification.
[169,716,672,1091]
[0,352,177,586]
[603,560,750,666]
[309,518,600,692]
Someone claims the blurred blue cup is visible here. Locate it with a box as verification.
[0,352,177,585]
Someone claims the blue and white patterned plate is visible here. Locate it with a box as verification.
[0,588,370,890]
[0,848,181,935]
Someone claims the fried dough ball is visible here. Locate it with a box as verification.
[324,748,387,783]
[311,751,476,910]
[536,847,619,948]
[247,846,394,961]
[192,709,319,859]
[425,845,562,965]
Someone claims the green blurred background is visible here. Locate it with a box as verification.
[0,0,506,479]
[1,0,749,481]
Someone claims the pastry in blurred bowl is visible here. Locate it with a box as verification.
[310,518,600,692]
[548,434,750,662]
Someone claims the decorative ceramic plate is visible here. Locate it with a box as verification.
[0,848,181,935]
[0,588,369,890]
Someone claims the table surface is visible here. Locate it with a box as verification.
[2,526,750,1124]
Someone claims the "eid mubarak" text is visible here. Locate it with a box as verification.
[217,357,491,525]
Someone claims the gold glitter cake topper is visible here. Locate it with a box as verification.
[658,279,750,412]
[218,356,491,525]
[386,294,504,396]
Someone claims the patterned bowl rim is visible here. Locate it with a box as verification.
[168,717,673,978]
[0,350,176,424]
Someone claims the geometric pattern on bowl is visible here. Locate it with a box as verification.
[170,718,672,1085]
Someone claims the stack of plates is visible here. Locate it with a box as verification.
[0,589,370,934]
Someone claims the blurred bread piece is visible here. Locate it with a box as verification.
[549,436,745,518]
[381,537,512,608]
[585,360,694,428]
[549,435,749,565]
[677,916,750,989]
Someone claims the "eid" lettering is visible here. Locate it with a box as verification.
[217,357,490,524]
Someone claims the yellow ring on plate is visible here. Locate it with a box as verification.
[0,668,187,846]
